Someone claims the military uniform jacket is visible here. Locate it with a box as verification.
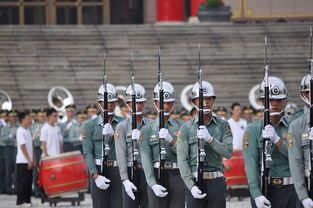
[69,122,84,144]
[82,115,124,176]
[1,123,18,147]
[243,117,290,199]
[31,122,44,147]
[59,119,77,143]
[139,117,182,187]
[115,117,151,181]
[288,106,311,201]
[177,116,233,190]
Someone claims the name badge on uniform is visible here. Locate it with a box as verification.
[302,133,309,141]
[150,135,157,141]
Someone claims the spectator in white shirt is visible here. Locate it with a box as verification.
[228,103,247,150]
[40,108,63,157]
[16,111,34,207]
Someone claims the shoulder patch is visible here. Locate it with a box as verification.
[286,133,293,148]
[176,131,181,143]
[114,130,120,140]
[243,133,251,150]
[82,128,87,141]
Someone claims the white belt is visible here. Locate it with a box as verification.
[192,171,224,180]
[153,162,178,169]
[127,162,143,168]
[269,177,293,185]
[95,159,118,167]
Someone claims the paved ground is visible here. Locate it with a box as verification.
[0,194,251,208]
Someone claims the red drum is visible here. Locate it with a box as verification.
[223,151,248,189]
[39,151,89,198]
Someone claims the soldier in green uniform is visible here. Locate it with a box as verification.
[140,81,185,208]
[177,80,232,208]
[1,110,19,194]
[59,104,77,152]
[82,83,124,208]
[115,83,151,208]
[288,74,313,208]
[0,110,8,194]
[243,76,298,208]
[30,108,46,197]
[69,110,87,153]
[85,104,98,122]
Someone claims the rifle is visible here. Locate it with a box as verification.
[130,52,139,182]
[102,53,110,177]
[261,36,272,198]
[197,44,205,192]
[158,48,166,186]
[308,26,313,196]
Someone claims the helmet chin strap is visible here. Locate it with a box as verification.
[98,103,114,116]
[153,100,175,116]
[300,92,310,106]
[192,101,215,115]
[260,99,287,117]
[126,102,145,116]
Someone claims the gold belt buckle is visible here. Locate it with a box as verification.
[272,178,282,185]
[164,162,171,169]
[203,172,213,179]
[107,161,113,167]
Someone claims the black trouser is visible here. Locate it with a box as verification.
[185,177,226,208]
[16,164,33,205]
[4,146,16,194]
[0,146,5,193]
[63,142,73,152]
[122,167,148,208]
[33,147,42,195]
[73,144,83,154]
[147,169,185,208]
[90,166,122,208]
[251,184,301,208]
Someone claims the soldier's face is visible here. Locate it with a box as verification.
[154,101,175,114]
[127,101,146,113]
[193,97,215,110]
[98,101,117,113]
[66,109,75,119]
[268,99,287,113]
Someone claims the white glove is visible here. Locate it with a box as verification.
[302,198,313,208]
[123,180,137,200]
[262,125,280,144]
[309,127,313,141]
[151,184,168,198]
[95,175,110,190]
[197,125,213,143]
[190,186,206,199]
[102,123,114,136]
[255,195,271,208]
[131,129,141,142]
[159,128,173,143]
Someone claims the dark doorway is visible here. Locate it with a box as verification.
[110,0,143,24]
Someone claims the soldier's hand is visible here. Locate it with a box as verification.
[190,186,206,199]
[123,180,137,200]
[302,198,313,208]
[159,128,173,143]
[102,123,114,136]
[197,126,213,143]
[262,125,280,144]
[309,127,313,141]
[151,184,168,198]
[131,129,141,142]
[255,195,271,208]
[95,175,110,190]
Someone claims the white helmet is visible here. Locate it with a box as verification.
[191,81,215,100]
[125,83,147,103]
[300,74,311,105]
[97,83,118,102]
[259,76,288,100]
[152,81,175,102]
